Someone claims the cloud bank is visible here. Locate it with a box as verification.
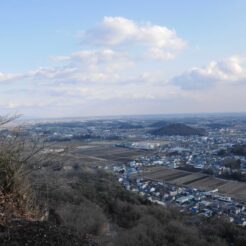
[0,17,246,117]
[172,56,246,90]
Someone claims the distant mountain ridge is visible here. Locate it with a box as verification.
[150,123,206,136]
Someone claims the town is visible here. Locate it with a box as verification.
[22,113,246,226]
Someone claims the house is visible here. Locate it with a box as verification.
[176,195,194,204]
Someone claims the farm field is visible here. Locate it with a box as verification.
[137,166,246,201]
[54,140,149,167]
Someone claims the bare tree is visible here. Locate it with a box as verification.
[0,115,46,196]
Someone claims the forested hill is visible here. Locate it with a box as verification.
[151,123,206,136]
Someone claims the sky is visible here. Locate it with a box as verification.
[1,0,246,118]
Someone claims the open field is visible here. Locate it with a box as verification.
[136,166,246,201]
[53,140,149,167]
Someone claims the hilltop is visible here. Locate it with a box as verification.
[150,123,206,136]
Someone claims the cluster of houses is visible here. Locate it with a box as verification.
[115,165,246,226]
[119,127,246,176]
[160,128,246,172]
[113,125,246,226]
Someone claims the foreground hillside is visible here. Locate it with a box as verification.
[2,159,246,245]
[28,167,246,245]
[0,220,90,246]
[0,118,246,245]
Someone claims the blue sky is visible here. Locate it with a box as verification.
[1,1,246,117]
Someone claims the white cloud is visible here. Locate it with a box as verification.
[0,49,133,86]
[83,17,137,46]
[27,67,78,80]
[53,49,134,73]
[2,16,246,117]
[172,56,246,90]
[82,16,186,60]
[31,49,136,85]
[0,72,22,83]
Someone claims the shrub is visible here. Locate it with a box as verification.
[0,115,47,215]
